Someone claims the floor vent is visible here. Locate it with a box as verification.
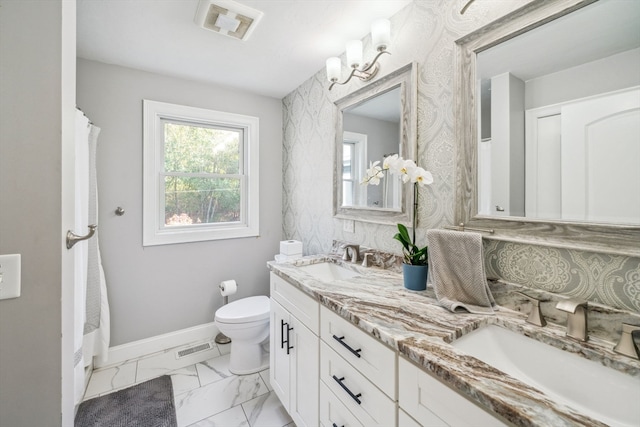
[176,342,213,360]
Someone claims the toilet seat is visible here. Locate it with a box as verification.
[215,295,269,324]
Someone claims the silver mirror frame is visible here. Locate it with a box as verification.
[454,0,640,257]
[334,62,418,225]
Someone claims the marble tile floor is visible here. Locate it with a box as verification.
[83,342,294,427]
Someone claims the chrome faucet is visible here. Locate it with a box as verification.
[515,291,546,327]
[555,298,588,341]
[341,244,360,263]
[614,323,640,360]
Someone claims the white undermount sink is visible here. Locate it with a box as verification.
[451,325,640,426]
[297,262,360,282]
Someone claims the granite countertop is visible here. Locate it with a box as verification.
[267,255,640,427]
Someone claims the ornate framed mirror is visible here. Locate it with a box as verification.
[333,62,417,224]
[455,0,640,257]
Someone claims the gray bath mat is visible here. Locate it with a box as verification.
[75,375,177,427]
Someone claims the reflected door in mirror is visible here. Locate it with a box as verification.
[476,0,640,225]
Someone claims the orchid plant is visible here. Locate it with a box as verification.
[361,154,433,266]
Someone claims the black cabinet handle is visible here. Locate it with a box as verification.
[332,423,344,427]
[286,324,293,355]
[333,334,362,358]
[332,375,362,405]
[280,319,287,350]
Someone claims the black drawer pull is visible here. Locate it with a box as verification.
[333,334,362,358]
[286,324,293,355]
[332,423,344,427]
[332,375,362,405]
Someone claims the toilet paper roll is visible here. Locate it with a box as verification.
[219,280,237,297]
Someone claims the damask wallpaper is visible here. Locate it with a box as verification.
[281,0,640,313]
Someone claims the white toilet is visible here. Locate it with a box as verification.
[214,295,270,375]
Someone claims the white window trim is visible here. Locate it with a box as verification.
[143,100,259,246]
[343,131,368,206]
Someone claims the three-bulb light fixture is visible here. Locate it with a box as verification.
[326,19,391,90]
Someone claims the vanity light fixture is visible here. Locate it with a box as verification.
[460,0,476,14]
[326,19,391,90]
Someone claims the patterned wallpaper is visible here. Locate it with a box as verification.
[282,0,640,313]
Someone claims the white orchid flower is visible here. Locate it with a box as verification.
[383,154,399,171]
[361,160,384,185]
[410,167,434,187]
[398,159,416,183]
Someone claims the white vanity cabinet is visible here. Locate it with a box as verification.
[319,306,397,427]
[399,357,508,427]
[269,271,511,427]
[270,273,319,427]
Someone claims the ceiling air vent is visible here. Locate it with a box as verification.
[194,0,264,41]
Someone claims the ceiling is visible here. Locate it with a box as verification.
[77,0,413,99]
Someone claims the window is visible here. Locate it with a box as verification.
[342,131,367,206]
[143,100,259,245]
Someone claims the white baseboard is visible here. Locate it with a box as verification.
[96,322,220,369]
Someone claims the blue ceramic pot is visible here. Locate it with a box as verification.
[403,263,428,291]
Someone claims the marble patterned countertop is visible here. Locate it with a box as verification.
[267,255,640,427]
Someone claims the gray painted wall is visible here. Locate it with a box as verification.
[343,113,399,207]
[77,59,283,346]
[0,1,66,425]
[525,47,640,109]
[281,0,640,313]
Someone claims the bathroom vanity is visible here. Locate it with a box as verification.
[268,256,640,427]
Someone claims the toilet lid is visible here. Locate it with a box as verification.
[215,295,270,324]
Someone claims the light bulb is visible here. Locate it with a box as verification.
[326,57,341,82]
[372,19,390,51]
[346,40,363,69]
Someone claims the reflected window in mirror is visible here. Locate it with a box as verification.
[342,133,367,206]
[342,87,401,210]
[334,63,417,225]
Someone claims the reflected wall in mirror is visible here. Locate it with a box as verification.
[334,62,417,224]
[455,0,640,256]
[476,0,640,225]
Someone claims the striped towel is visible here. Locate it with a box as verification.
[426,229,495,314]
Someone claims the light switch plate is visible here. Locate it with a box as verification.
[343,219,355,233]
[0,254,21,300]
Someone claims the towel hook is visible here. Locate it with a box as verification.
[66,224,97,249]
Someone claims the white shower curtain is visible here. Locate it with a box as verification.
[73,109,111,404]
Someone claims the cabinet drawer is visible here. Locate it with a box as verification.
[321,306,396,399]
[399,409,423,427]
[270,273,319,334]
[321,342,396,427]
[320,381,364,427]
[399,357,507,427]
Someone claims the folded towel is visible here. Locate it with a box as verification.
[426,229,495,314]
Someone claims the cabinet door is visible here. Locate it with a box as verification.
[290,315,319,427]
[270,299,290,409]
[399,357,506,427]
[320,381,364,427]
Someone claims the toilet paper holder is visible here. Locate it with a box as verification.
[215,281,235,345]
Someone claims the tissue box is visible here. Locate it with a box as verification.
[280,240,303,256]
